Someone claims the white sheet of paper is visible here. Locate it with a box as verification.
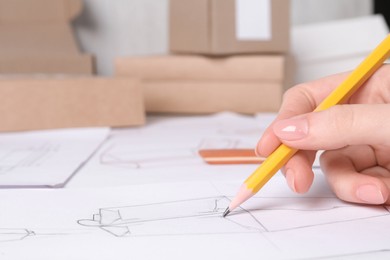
[1,177,390,260]
[291,15,389,83]
[68,113,304,187]
[292,15,389,63]
[68,113,320,188]
[1,114,389,259]
[0,128,109,187]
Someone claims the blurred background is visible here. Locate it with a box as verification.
[72,0,383,76]
[0,0,389,131]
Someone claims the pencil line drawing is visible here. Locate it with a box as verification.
[77,196,390,237]
[0,228,36,242]
[0,142,59,175]
[78,196,264,237]
[99,138,251,169]
[0,228,94,243]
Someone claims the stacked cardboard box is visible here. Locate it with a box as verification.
[169,0,289,55]
[0,0,94,74]
[0,76,145,132]
[116,55,285,114]
[116,0,290,114]
[0,0,145,132]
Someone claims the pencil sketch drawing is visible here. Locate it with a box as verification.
[0,228,36,242]
[78,196,390,237]
[78,197,264,236]
[0,228,91,243]
[0,143,59,175]
[99,138,251,169]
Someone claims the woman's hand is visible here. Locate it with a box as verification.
[256,65,390,205]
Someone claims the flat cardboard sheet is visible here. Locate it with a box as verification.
[115,55,286,114]
[115,55,285,81]
[143,81,283,113]
[0,54,93,74]
[0,0,82,23]
[0,77,145,131]
[0,0,93,74]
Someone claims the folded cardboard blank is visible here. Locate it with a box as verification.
[0,0,94,74]
[116,55,285,81]
[115,55,286,114]
[142,81,283,114]
[0,77,145,132]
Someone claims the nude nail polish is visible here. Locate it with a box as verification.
[356,184,385,204]
[273,117,309,141]
[285,169,296,193]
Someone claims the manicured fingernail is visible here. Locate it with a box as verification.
[356,185,385,204]
[273,117,308,141]
[285,169,296,193]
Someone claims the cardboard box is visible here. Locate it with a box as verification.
[143,81,283,114]
[0,0,83,23]
[169,0,290,55]
[0,0,94,74]
[115,55,286,114]
[292,15,389,84]
[116,55,285,81]
[0,77,145,132]
[0,54,94,75]
[0,24,81,56]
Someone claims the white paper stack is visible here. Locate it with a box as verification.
[292,15,389,84]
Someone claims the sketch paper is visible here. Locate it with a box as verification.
[0,127,109,187]
[69,113,271,187]
[99,113,269,169]
[1,178,390,260]
[69,113,319,188]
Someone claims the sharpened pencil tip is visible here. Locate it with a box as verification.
[222,207,231,217]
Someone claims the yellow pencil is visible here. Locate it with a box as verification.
[224,34,390,217]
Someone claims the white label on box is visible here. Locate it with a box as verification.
[235,0,272,41]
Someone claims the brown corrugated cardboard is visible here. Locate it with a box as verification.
[0,0,94,74]
[0,24,82,56]
[0,77,145,132]
[0,0,82,23]
[169,0,290,55]
[143,81,283,114]
[0,54,94,74]
[115,55,285,81]
[115,55,286,114]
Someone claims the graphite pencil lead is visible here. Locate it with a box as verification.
[222,207,231,218]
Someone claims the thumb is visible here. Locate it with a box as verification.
[272,104,390,150]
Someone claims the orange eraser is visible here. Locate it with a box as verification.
[198,149,266,165]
